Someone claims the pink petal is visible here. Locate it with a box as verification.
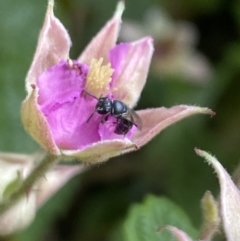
[36,165,86,207]
[37,60,88,114]
[0,152,32,165]
[133,106,214,147]
[0,194,36,236]
[109,37,154,107]
[36,60,102,150]
[158,226,193,241]
[21,90,60,155]
[62,139,137,164]
[78,1,124,65]
[45,94,101,150]
[195,148,240,241]
[0,153,36,235]
[26,0,71,88]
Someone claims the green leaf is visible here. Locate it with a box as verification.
[2,171,22,199]
[119,195,197,241]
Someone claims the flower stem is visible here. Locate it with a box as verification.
[0,153,59,216]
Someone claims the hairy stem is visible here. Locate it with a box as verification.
[0,154,59,216]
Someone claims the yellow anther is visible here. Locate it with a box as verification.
[85,58,114,98]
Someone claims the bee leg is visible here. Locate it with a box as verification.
[101,114,110,124]
[82,89,98,99]
[133,144,139,149]
[86,111,95,123]
[112,118,120,125]
[124,143,139,150]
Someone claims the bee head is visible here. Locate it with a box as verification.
[96,97,112,114]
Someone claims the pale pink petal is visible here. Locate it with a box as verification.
[109,37,154,107]
[36,165,86,207]
[22,0,71,155]
[0,152,33,165]
[78,1,124,65]
[133,106,214,147]
[61,106,213,163]
[0,195,36,236]
[0,153,36,235]
[195,148,240,241]
[158,226,193,241]
[26,0,71,89]
[62,139,137,164]
[21,89,60,155]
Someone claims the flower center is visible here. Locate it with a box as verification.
[85,58,114,98]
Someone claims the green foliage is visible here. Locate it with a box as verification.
[115,195,197,241]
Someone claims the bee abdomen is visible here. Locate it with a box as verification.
[114,119,133,135]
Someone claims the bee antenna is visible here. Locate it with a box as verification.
[87,111,95,123]
[83,90,98,100]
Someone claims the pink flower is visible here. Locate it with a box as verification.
[21,0,214,163]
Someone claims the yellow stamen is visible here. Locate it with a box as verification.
[85,58,114,98]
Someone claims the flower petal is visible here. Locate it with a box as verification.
[26,0,71,91]
[62,139,137,164]
[109,37,154,107]
[158,226,193,241]
[37,60,88,112]
[0,152,32,165]
[21,89,60,155]
[36,60,100,150]
[132,106,214,147]
[0,153,36,235]
[36,165,85,207]
[0,195,36,235]
[195,149,240,241]
[78,1,124,65]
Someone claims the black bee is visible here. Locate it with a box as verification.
[114,114,134,135]
[84,90,142,135]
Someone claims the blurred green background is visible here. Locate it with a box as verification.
[1,0,240,240]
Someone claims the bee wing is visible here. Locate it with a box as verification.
[122,109,142,130]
